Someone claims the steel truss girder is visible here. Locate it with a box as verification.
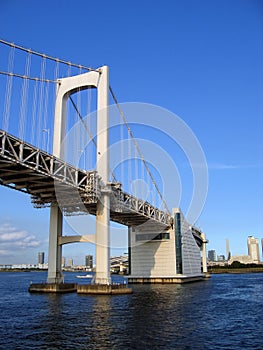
[0,129,171,227]
[0,130,99,210]
[110,186,170,227]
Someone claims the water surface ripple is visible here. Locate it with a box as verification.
[0,272,262,349]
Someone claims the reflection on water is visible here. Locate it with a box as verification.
[0,272,262,349]
[88,296,113,348]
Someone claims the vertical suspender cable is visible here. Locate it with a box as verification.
[3,45,15,132]
[0,39,98,151]
[67,62,71,77]
[109,86,170,214]
[120,115,124,189]
[30,78,39,145]
[134,141,139,197]
[42,80,50,152]
[69,95,118,182]
[87,87,92,169]
[19,51,31,140]
[128,124,132,193]
[52,59,60,153]
[76,66,82,167]
[37,56,46,148]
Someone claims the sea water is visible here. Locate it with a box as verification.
[0,272,262,349]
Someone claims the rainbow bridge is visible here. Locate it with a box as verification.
[0,40,208,292]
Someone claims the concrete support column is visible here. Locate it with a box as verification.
[95,193,111,284]
[200,233,208,273]
[47,203,63,283]
[95,66,111,285]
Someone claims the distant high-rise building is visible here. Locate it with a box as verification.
[217,255,225,262]
[247,236,260,263]
[38,252,44,265]
[261,239,263,261]
[226,239,231,260]
[68,258,73,268]
[85,255,93,269]
[62,257,66,268]
[208,250,216,261]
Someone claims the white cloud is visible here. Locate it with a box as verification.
[0,249,11,256]
[0,223,41,251]
[208,163,262,170]
[208,163,239,170]
[0,231,27,242]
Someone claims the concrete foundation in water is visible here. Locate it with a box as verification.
[128,275,205,284]
[77,284,132,295]
[28,283,132,295]
[28,283,77,293]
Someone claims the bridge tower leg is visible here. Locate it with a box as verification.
[47,203,63,283]
[95,66,110,285]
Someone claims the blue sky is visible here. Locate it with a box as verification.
[0,0,262,264]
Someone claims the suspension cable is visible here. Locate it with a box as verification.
[0,70,56,83]
[0,39,98,72]
[69,96,97,146]
[69,96,118,183]
[109,85,171,214]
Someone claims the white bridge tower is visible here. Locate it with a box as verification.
[47,66,110,285]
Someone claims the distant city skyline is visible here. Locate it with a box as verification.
[208,235,263,262]
[0,1,262,265]
[7,234,263,267]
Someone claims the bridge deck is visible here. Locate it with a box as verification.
[0,130,170,228]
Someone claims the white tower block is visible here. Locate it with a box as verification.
[47,66,110,284]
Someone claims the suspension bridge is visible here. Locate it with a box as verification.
[0,39,208,293]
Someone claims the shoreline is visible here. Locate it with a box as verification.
[2,267,263,275]
[209,268,263,274]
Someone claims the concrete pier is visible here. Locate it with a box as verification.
[28,283,77,293]
[77,284,132,295]
[28,282,132,294]
[128,275,205,284]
